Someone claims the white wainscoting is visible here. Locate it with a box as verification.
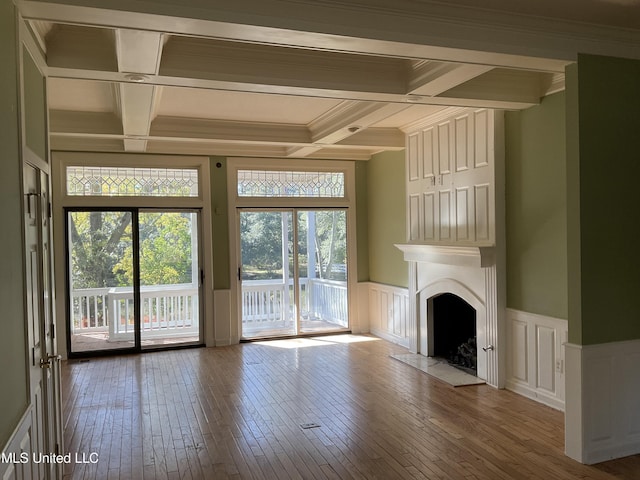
[505,309,567,411]
[213,289,233,346]
[367,282,410,348]
[0,408,35,480]
[565,339,640,464]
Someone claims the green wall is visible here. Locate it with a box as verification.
[355,161,369,282]
[505,92,568,320]
[567,54,640,345]
[366,150,407,288]
[210,156,230,290]
[0,0,29,448]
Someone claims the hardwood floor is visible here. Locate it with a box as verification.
[61,335,640,479]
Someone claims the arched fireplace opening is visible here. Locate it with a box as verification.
[431,293,477,374]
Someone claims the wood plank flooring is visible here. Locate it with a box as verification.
[61,335,640,479]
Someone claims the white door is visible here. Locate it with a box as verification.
[24,164,63,480]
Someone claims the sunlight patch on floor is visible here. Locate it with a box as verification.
[256,334,380,348]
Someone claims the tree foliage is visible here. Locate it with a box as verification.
[69,211,194,289]
[240,210,346,281]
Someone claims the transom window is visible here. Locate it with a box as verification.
[66,166,199,197]
[237,169,344,198]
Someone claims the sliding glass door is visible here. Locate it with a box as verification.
[67,209,201,355]
[297,210,348,334]
[239,209,348,339]
[139,211,201,348]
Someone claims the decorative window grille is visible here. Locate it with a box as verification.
[66,166,199,197]
[237,170,345,198]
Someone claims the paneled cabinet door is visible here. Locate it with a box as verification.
[406,109,495,245]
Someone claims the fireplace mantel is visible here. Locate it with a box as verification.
[395,244,496,268]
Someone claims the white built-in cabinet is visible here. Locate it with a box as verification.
[406,109,495,245]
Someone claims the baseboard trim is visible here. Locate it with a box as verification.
[505,379,564,411]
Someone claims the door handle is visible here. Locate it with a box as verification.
[482,345,495,352]
[39,354,62,369]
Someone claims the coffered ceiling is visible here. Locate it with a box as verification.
[20,2,586,160]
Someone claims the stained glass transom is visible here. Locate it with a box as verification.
[66,166,199,197]
[237,170,344,198]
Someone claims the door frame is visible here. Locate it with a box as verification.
[228,158,358,344]
[238,207,351,339]
[51,153,213,359]
[64,207,204,356]
[19,14,64,478]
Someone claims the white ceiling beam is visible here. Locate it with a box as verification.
[45,63,541,110]
[436,68,549,106]
[150,117,311,144]
[336,128,404,149]
[308,102,411,145]
[51,111,404,149]
[408,61,494,96]
[285,101,409,158]
[115,29,163,74]
[16,0,587,72]
[113,29,165,152]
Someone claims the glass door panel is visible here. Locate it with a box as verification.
[68,211,135,353]
[297,210,349,334]
[240,211,295,338]
[139,211,201,349]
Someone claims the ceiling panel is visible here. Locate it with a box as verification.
[156,87,343,125]
[47,78,114,112]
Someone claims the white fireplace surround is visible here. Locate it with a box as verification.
[396,243,504,388]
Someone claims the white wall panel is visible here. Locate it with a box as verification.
[423,192,435,241]
[0,409,34,480]
[586,355,613,442]
[536,325,556,393]
[422,128,435,181]
[566,339,640,463]
[621,352,640,437]
[506,309,567,411]
[455,187,470,241]
[474,184,490,242]
[510,320,528,382]
[439,190,451,241]
[474,109,489,168]
[438,123,451,175]
[368,282,410,348]
[409,194,421,242]
[408,132,420,181]
[455,116,469,172]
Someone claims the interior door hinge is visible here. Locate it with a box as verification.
[51,322,55,339]
[238,267,241,281]
[48,202,52,219]
[200,269,205,286]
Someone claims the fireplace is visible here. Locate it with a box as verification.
[395,244,505,388]
[431,293,477,374]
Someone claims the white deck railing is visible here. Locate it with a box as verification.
[71,278,348,340]
[71,284,199,341]
[241,278,348,332]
